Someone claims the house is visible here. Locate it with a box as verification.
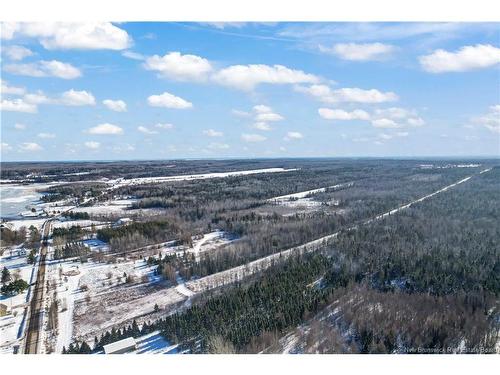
[113,217,132,227]
[103,337,137,354]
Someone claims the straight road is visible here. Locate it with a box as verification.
[23,220,51,354]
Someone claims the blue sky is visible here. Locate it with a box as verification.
[1,22,499,161]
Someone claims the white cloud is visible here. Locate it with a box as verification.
[253,105,272,113]
[372,118,400,128]
[3,45,33,60]
[241,133,267,142]
[122,50,145,60]
[213,64,319,91]
[1,143,13,152]
[0,98,37,113]
[248,104,284,131]
[318,108,370,121]
[252,122,272,131]
[255,112,284,122]
[38,133,55,139]
[84,141,100,149]
[24,91,52,104]
[155,123,174,130]
[103,99,127,112]
[207,142,230,150]
[473,105,500,133]
[377,132,409,141]
[419,44,500,73]
[1,80,26,95]
[4,60,81,79]
[372,107,425,128]
[320,42,395,61]
[14,123,26,130]
[19,142,43,152]
[60,90,95,106]
[231,109,251,117]
[203,129,223,137]
[147,92,193,109]
[137,126,158,135]
[284,131,303,140]
[87,123,123,135]
[2,22,131,50]
[296,84,398,103]
[144,52,213,81]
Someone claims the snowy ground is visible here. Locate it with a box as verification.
[52,219,106,229]
[70,199,137,216]
[0,247,37,354]
[267,183,351,210]
[106,168,298,191]
[132,331,179,354]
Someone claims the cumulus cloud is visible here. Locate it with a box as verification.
[252,122,272,131]
[4,60,81,79]
[256,112,284,122]
[38,133,55,139]
[284,131,303,141]
[23,91,52,104]
[419,44,500,73]
[147,92,193,109]
[87,123,123,135]
[203,129,223,137]
[60,90,95,106]
[19,142,43,152]
[84,141,100,149]
[0,98,37,113]
[14,123,26,130]
[372,107,425,128]
[2,22,131,50]
[3,45,33,60]
[249,104,284,131]
[103,99,127,112]
[231,109,251,117]
[318,108,370,121]
[371,118,400,128]
[320,42,395,61]
[213,64,319,91]
[296,84,398,103]
[144,52,213,81]
[253,105,272,113]
[1,80,26,95]
[241,133,267,142]
[155,123,174,130]
[473,105,500,133]
[137,126,158,135]
[207,142,230,150]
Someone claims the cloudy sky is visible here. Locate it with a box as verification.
[1,22,499,161]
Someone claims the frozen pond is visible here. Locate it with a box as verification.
[0,183,49,219]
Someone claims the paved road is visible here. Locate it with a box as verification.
[23,221,51,354]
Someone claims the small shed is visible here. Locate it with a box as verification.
[103,337,137,354]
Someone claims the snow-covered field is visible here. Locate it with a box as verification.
[0,247,37,354]
[267,183,352,210]
[71,199,137,216]
[106,168,298,190]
